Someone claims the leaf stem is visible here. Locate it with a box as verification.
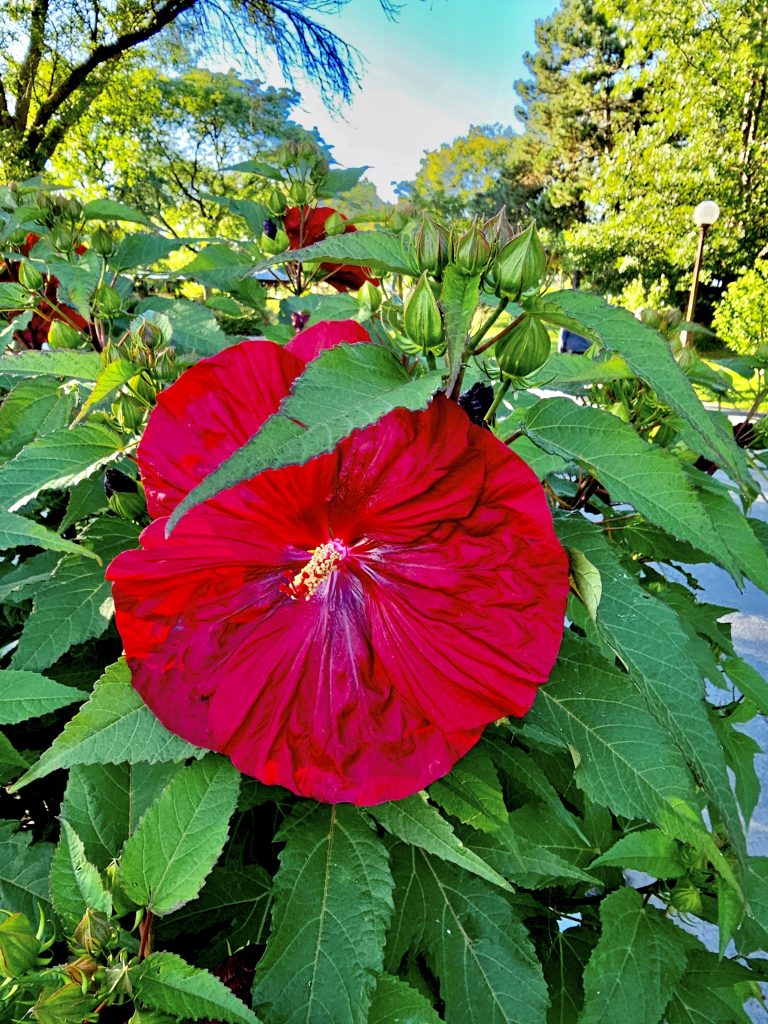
[474,313,526,355]
[484,379,511,423]
[469,297,509,351]
[138,908,153,959]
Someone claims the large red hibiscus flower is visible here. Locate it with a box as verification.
[283,206,380,293]
[107,321,569,804]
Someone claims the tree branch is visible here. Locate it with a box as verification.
[15,0,51,132]
[27,0,195,151]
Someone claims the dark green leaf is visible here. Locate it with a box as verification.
[0,669,81,723]
[118,756,239,915]
[50,820,111,930]
[428,744,507,833]
[136,298,233,358]
[0,511,99,560]
[440,266,481,394]
[12,518,139,672]
[590,831,685,878]
[0,350,102,381]
[578,888,688,1024]
[370,792,512,890]
[82,199,151,225]
[135,952,260,1024]
[367,974,440,1024]
[256,231,414,276]
[111,234,192,271]
[317,166,368,197]
[524,291,751,490]
[0,822,53,919]
[12,660,201,789]
[252,804,393,1024]
[0,422,129,513]
[387,845,548,1024]
[0,377,74,460]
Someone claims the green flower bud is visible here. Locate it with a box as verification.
[453,222,491,277]
[637,307,661,329]
[389,208,408,232]
[414,215,450,276]
[289,181,308,205]
[90,226,114,257]
[74,909,111,955]
[48,320,84,349]
[357,280,381,312]
[63,196,83,220]
[260,228,289,255]
[266,189,287,217]
[496,316,551,378]
[32,982,97,1024]
[670,883,703,916]
[404,271,444,350]
[493,222,546,300]
[92,283,122,318]
[50,224,73,252]
[0,911,41,978]
[112,393,146,433]
[18,261,43,291]
[324,212,346,237]
[483,207,515,250]
[129,372,157,405]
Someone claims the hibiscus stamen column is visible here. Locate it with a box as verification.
[282,538,348,601]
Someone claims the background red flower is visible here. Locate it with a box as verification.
[108,328,568,804]
[283,205,380,292]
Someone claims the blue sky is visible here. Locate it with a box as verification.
[258,0,559,200]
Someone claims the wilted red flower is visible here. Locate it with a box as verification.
[0,233,89,349]
[283,206,380,293]
[107,322,569,804]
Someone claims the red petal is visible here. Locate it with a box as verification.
[285,320,371,364]
[138,340,303,518]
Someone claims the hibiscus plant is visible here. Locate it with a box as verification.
[0,166,766,1024]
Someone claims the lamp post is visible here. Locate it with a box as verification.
[683,200,720,347]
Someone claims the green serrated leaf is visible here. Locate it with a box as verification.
[11,660,201,789]
[118,755,239,915]
[523,399,739,578]
[0,550,58,604]
[50,820,111,930]
[428,744,507,833]
[252,804,393,1024]
[440,266,481,394]
[0,669,81,723]
[135,952,260,1024]
[82,199,151,225]
[0,350,102,381]
[256,231,414,276]
[556,517,745,860]
[724,656,768,716]
[72,359,139,425]
[0,822,53,920]
[136,298,232,358]
[567,548,601,619]
[370,792,512,891]
[524,291,751,490]
[527,635,701,842]
[0,282,29,309]
[12,517,139,672]
[463,810,598,889]
[387,845,548,1024]
[111,234,192,271]
[367,974,441,1024]
[590,831,685,877]
[158,864,272,959]
[0,510,100,560]
[0,377,74,460]
[578,888,688,1024]
[541,927,597,1024]
[316,166,368,197]
[62,762,181,870]
[168,343,442,532]
[0,422,129,512]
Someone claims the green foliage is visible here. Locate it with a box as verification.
[252,804,393,1024]
[0,188,765,1024]
[713,260,768,356]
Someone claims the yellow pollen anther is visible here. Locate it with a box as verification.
[284,539,347,601]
